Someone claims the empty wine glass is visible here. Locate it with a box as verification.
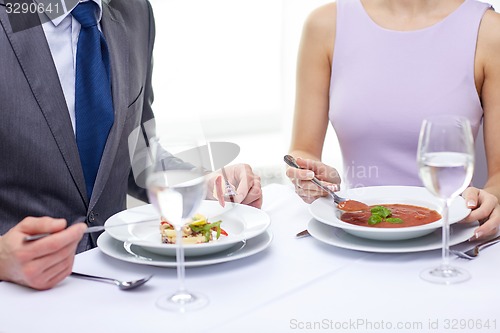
[417,115,474,284]
[146,136,208,311]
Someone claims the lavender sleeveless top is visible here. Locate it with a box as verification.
[329,0,489,189]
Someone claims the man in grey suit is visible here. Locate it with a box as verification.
[0,0,262,290]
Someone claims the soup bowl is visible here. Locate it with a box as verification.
[309,186,470,241]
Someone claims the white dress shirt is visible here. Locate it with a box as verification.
[39,0,103,133]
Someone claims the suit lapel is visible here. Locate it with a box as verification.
[0,6,89,205]
[89,1,129,209]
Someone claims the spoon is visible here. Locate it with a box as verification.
[71,272,153,290]
[283,155,368,211]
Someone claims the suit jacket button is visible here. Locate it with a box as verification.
[88,211,96,223]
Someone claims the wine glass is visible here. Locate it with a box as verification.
[146,136,208,311]
[417,115,474,284]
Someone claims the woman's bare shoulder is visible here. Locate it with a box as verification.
[476,8,500,80]
[309,2,337,21]
[479,9,500,49]
[303,2,337,36]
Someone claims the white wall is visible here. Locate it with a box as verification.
[147,0,499,185]
[147,0,338,183]
[149,0,282,136]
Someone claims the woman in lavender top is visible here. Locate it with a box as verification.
[287,0,500,240]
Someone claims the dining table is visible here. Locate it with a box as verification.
[1,183,499,333]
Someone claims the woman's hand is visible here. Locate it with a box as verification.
[206,164,262,208]
[462,187,500,240]
[286,157,341,204]
[0,217,87,290]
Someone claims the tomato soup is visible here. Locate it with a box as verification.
[337,200,369,212]
[340,204,441,228]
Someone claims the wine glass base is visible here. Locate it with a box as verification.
[420,265,471,285]
[156,291,209,312]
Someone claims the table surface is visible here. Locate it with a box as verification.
[1,184,499,333]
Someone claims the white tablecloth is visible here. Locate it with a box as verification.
[1,184,499,333]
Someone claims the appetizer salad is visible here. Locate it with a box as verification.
[160,213,228,244]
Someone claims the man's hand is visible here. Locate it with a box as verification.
[206,164,262,208]
[0,217,86,290]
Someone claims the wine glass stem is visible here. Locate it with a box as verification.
[441,199,451,267]
[175,225,186,293]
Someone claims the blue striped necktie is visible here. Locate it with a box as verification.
[72,1,114,200]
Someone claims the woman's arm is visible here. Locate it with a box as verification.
[479,11,500,200]
[289,3,337,161]
[463,9,500,238]
[287,3,342,202]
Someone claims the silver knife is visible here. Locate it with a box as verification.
[295,229,310,238]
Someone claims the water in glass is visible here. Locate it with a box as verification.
[417,115,474,284]
[146,137,209,311]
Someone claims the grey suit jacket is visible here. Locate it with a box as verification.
[0,0,155,251]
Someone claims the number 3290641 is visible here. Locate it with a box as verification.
[6,2,61,14]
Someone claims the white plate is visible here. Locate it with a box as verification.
[307,218,476,253]
[104,202,271,256]
[309,186,470,241]
[97,230,273,267]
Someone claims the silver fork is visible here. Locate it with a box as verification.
[283,155,347,205]
[23,217,157,242]
[450,234,500,260]
[221,166,237,202]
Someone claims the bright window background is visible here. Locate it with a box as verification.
[148,0,337,186]
[146,0,500,187]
